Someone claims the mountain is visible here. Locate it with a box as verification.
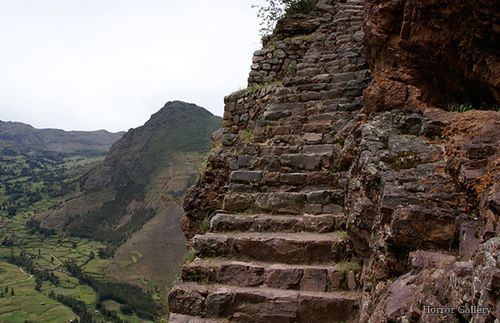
[0,120,124,156]
[39,100,222,290]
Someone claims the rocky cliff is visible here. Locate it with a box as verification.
[168,0,499,322]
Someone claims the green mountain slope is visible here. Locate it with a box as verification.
[38,101,221,289]
[0,120,122,219]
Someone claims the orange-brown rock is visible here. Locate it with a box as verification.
[364,0,500,112]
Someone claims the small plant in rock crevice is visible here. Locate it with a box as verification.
[198,217,211,233]
[239,129,255,144]
[253,0,320,36]
[449,102,500,113]
[182,248,197,265]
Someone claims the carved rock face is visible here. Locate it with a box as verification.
[364,0,500,112]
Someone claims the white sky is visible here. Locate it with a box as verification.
[0,0,266,132]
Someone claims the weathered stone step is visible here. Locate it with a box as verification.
[259,143,337,156]
[255,133,337,145]
[169,313,223,323]
[168,283,360,322]
[223,190,344,214]
[210,213,345,233]
[230,152,336,173]
[192,231,351,264]
[226,170,346,193]
[229,144,337,162]
[229,170,263,184]
[181,258,360,292]
[262,102,306,121]
[337,4,364,10]
[276,153,333,171]
[223,189,344,210]
[227,183,339,194]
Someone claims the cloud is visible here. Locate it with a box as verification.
[0,0,265,132]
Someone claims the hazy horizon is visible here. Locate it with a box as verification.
[0,0,266,132]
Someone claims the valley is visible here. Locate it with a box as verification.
[0,102,221,322]
[0,155,152,322]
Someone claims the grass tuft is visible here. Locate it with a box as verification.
[449,103,500,113]
[239,129,255,144]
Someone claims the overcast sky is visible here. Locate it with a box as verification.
[0,0,266,132]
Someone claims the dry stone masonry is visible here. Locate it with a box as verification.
[168,0,500,322]
[169,0,370,322]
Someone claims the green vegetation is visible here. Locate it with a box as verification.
[0,149,81,218]
[239,129,255,144]
[253,0,319,36]
[182,249,197,265]
[198,217,211,233]
[0,103,221,321]
[0,151,156,321]
[231,80,284,98]
[0,261,77,322]
[0,209,155,322]
[52,102,222,250]
[65,260,161,320]
[70,182,156,246]
[449,102,500,112]
[337,261,362,272]
[245,80,283,94]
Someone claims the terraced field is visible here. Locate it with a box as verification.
[0,210,150,322]
[0,260,77,322]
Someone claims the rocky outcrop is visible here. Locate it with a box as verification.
[353,0,500,321]
[363,0,500,112]
[168,0,499,322]
[346,108,499,322]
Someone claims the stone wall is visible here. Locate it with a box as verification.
[182,0,370,240]
[248,38,311,86]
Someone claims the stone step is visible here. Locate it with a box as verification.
[223,190,344,214]
[181,259,360,292]
[226,170,346,193]
[232,152,335,173]
[227,183,339,194]
[262,102,306,121]
[210,213,345,233]
[337,4,364,11]
[276,153,334,171]
[229,170,263,184]
[192,231,351,264]
[255,133,337,145]
[169,313,223,323]
[168,283,360,322]
[229,144,337,162]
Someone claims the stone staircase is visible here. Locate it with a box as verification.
[168,0,369,322]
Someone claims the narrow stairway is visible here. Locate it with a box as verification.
[168,0,369,321]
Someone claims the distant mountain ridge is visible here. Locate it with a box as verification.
[0,120,124,155]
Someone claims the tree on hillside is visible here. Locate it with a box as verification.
[253,0,319,36]
[7,206,17,217]
[35,277,42,291]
